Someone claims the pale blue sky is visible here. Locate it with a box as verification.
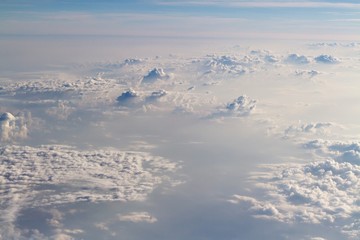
[1,0,360,40]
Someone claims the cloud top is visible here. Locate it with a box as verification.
[0,145,179,237]
[229,139,360,239]
[0,112,29,142]
[314,54,340,64]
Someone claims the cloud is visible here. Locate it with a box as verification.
[204,55,256,74]
[229,139,360,239]
[304,139,360,165]
[0,112,29,142]
[123,58,145,66]
[309,42,360,48]
[314,55,340,64]
[145,89,167,102]
[0,145,179,238]
[228,195,281,220]
[116,88,139,105]
[294,70,320,78]
[285,53,311,64]
[118,212,157,223]
[141,68,170,84]
[209,95,257,118]
[156,1,360,9]
[284,122,335,138]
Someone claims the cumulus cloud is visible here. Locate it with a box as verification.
[263,54,280,63]
[204,55,260,74]
[284,122,335,138]
[116,88,139,105]
[285,53,311,64]
[228,195,281,220]
[118,212,157,223]
[0,145,178,238]
[209,95,257,118]
[123,58,144,66]
[229,139,360,239]
[141,68,170,84]
[304,139,360,165]
[294,69,320,78]
[314,55,340,64]
[0,112,29,142]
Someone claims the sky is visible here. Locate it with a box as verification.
[1,1,360,240]
[1,0,360,40]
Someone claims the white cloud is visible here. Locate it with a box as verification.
[284,122,336,138]
[203,54,261,75]
[0,112,30,142]
[118,212,157,223]
[116,88,140,105]
[294,69,320,78]
[209,95,257,118]
[309,42,360,48]
[141,68,171,84]
[314,55,340,64]
[285,53,311,64]
[228,195,281,220]
[156,1,360,9]
[0,145,179,238]
[229,139,360,239]
[304,139,360,165]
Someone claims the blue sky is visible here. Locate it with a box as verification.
[1,0,360,40]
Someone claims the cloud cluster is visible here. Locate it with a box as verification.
[203,53,275,75]
[284,122,334,138]
[304,139,360,165]
[141,68,170,84]
[116,88,139,104]
[309,42,360,48]
[294,69,320,78]
[314,54,340,64]
[209,95,257,118]
[0,145,178,237]
[229,140,360,239]
[0,112,29,142]
[286,53,311,64]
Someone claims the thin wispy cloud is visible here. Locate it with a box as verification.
[156,0,360,9]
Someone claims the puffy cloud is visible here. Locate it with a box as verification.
[45,100,75,120]
[314,55,340,64]
[229,139,360,239]
[118,212,157,223]
[0,112,29,142]
[294,69,320,78]
[228,195,281,220]
[285,53,311,64]
[209,95,257,118]
[116,88,139,104]
[263,54,280,63]
[304,139,360,165]
[226,96,257,114]
[204,54,263,74]
[0,145,179,237]
[141,68,170,84]
[123,58,144,66]
[284,122,334,138]
[342,219,360,239]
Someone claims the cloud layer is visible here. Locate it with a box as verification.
[229,139,360,239]
[0,145,178,238]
